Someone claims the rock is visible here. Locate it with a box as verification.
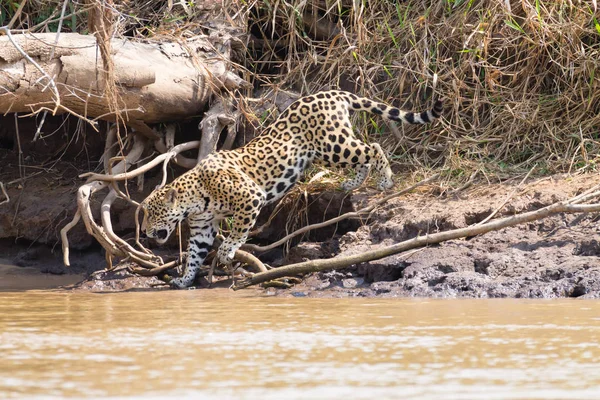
[342,277,364,288]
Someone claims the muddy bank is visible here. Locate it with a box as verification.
[280,174,600,299]
[3,173,600,298]
[0,262,84,291]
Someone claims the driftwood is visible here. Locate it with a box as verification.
[0,31,248,138]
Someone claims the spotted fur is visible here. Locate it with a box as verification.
[141,90,443,288]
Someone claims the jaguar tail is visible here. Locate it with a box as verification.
[341,91,443,124]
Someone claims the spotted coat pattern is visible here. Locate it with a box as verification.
[141,90,443,288]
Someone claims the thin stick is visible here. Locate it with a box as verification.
[177,221,183,266]
[477,166,535,226]
[450,169,480,195]
[7,0,27,28]
[20,104,99,131]
[33,0,70,141]
[13,113,23,179]
[207,257,218,285]
[134,204,155,257]
[12,7,90,33]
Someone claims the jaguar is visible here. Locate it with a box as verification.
[141,90,443,288]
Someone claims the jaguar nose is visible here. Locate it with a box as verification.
[156,229,168,240]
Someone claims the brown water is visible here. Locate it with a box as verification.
[0,261,84,291]
[1,291,599,399]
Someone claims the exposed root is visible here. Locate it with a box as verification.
[231,249,268,273]
[128,246,267,280]
[79,141,202,182]
[60,210,81,266]
[60,107,249,278]
[154,125,198,169]
[129,260,179,277]
[0,182,9,206]
[61,132,153,267]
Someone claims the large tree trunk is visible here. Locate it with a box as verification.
[0,32,248,137]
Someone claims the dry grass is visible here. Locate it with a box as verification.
[246,0,600,183]
[4,0,600,183]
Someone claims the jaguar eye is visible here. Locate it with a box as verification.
[156,229,168,240]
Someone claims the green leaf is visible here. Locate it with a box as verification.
[594,17,600,35]
[385,20,398,48]
[383,65,393,78]
[504,18,524,33]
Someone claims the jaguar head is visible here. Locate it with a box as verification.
[141,186,186,244]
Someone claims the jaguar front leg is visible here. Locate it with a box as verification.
[170,216,218,289]
[216,193,266,269]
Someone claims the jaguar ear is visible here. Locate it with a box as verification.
[164,187,178,206]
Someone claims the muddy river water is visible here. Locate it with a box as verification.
[1,290,599,399]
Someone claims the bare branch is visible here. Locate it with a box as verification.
[7,0,27,29]
[79,141,201,182]
[154,138,198,169]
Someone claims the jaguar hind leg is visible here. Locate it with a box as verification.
[341,163,371,191]
[369,143,394,190]
[317,137,394,191]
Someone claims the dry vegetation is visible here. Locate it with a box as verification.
[3,0,599,179]
[247,0,600,180]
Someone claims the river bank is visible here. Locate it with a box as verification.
[2,173,600,298]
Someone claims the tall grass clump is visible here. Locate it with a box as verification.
[246,0,600,177]
[3,1,599,177]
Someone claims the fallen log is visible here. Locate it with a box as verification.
[0,31,249,137]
